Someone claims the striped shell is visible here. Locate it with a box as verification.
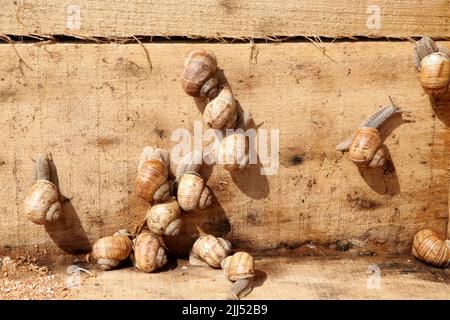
[203,85,237,129]
[24,180,61,225]
[146,198,182,236]
[177,172,212,211]
[135,159,168,202]
[181,50,218,98]
[133,232,167,273]
[349,127,383,168]
[221,252,255,281]
[419,52,450,97]
[412,229,450,268]
[92,234,133,270]
[191,235,232,268]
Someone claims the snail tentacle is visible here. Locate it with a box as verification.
[336,105,402,152]
[36,154,51,181]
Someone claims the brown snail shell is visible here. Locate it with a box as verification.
[177,172,212,211]
[92,231,133,270]
[133,231,167,273]
[24,180,61,225]
[221,252,255,300]
[218,133,248,172]
[203,85,237,129]
[419,52,450,97]
[135,159,169,202]
[145,198,182,237]
[412,229,450,268]
[190,235,232,268]
[181,50,218,98]
[348,127,385,168]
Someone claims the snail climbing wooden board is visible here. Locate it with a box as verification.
[0,42,449,262]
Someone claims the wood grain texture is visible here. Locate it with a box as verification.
[73,256,450,299]
[1,0,450,38]
[0,41,449,262]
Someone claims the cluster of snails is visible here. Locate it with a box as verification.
[87,50,255,299]
[23,40,450,302]
[189,231,255,300]
[181,49,252,172]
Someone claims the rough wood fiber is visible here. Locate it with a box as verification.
[74,256,450,299]
[1,0,450,38]
[0,42,449,262]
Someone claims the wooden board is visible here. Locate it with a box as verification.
[1,0,450,39]
[70,256,449,299]
[0,41,449,262]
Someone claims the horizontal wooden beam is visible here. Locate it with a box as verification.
[0,41,449,260]
[1,0,450,39]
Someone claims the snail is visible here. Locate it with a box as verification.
[177,172,212,211]
[181,50,219,99]
[24,154,62,225]
[336,100,404,168]
[132,231,167,273]
[412,229,450,268]
[189,232,232,268]
[91,229,133,270]
[414,36,450,97]
[145,197,182,237]
[203,84,237,130]
[135,146,172,203]
[418,53,450,97]
[221,252,255,300]
[215,111,253,172]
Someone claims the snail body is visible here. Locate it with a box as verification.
[348,127,386,168]
[177,172,212,211]
[24,154,61,225]
[203,85,237,129]
[418,53,450,97]
[92,230,133,270]
[135,147,171,203]
[190,234,232,268]
[412,229,450,268]
[221,252,255,300]
[146,198,182,237]
[181,50,218,98]
[133,231,167,273]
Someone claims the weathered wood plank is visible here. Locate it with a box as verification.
[73,256,450,299]
[0,41,449,260]
[1,0,450,38]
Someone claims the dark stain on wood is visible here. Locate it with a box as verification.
[290,155,304,166]
[377,260,450,283]
[334,240,353,252]
[155,128,166,140]
[0,90,16,103]
[346,193,379,210]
